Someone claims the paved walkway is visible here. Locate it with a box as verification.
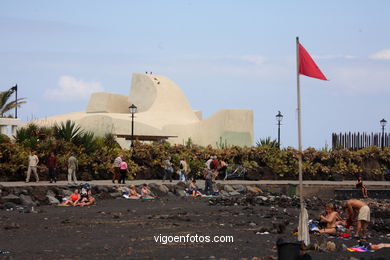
[1,180,389,187]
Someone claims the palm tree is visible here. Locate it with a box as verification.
[0,87,26,117]
[256,137,279,148]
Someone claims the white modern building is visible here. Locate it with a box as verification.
[33,73,254,148]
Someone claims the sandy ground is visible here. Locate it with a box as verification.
[1,197,390,260]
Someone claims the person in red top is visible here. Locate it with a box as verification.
[61,189,81,206]
[119,160,128,184]
[47,152,57,183]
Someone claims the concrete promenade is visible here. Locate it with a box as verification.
[1,179,389,187]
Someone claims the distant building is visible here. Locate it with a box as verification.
[33,73,253,148]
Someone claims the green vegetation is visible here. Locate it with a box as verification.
[0,87,26,117]
[1,120,390,181]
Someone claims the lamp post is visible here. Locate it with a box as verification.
[11,84,17,118]
[129,104,137,147]
[276,111,283,149]
[380,118,387,150]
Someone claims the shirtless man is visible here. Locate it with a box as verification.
[319,204,344,234]
[345,199,370,238]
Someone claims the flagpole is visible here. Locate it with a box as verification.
[296,36,305,243]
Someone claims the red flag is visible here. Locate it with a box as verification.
[298,43,327,81]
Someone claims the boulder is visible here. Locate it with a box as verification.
[223,185,235,192]
[61,189,73,197]
[46,190,56,197]
[229,191,240,196]
[19,194,37,207]
[96,186,109,193]
[1,194,21,204]
[150,185,169,197]
[176,190,187,197]
[4,202,17,209]
[175,182,186,190]
[109,192,121,198]
[46,195,60,205]
[232,185,246,193]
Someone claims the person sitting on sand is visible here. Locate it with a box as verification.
[61,189,81,206]
[186,180,204,197]
[356,176,368,198]
[129,185,141,199]
[76,190,96,206]
[319,204,344,234]
[141,184,155,199]
[345,199,370,238]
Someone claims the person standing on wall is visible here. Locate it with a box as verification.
[47,152,57,183]
[163,156,174,182]
[26,151,39,183]
[68,152,78,185]
[119,159,128,184]
[113,155,122,184]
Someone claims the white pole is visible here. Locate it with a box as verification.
[296,37,303,210]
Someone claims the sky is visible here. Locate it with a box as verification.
[1,0,390,149]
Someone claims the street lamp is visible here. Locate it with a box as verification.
[380,118,387,150]
[10,84,17,118]
[129,104,137,147]
[276,111,283,149]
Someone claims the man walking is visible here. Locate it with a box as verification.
[26,151,39,183]
[68,152,78,185]
[163,156,174,182]
[113,155,122,184]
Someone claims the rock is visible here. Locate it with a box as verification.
[96,186,109,193]
[60,189,73,197]
[232,185,246,193]
[109,192,121,198]
[224,185,235,192]
[19,194,37,207]
[20,189,29,195]
[4,222,20,230]
[176,190,187,197]
[247,186,262,194]
[1,194,21,204]
[175,182,186,190]
[46,195,60,205]
[150,185,169,197]
[229,191,240,196]
[111,212,122,219]
[219,190,229,197]
[4,202,17,209]
[46,190,56,197]
[31,186,48,202]
[258,196,268,201]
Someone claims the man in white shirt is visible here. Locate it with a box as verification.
[26,151,39,183]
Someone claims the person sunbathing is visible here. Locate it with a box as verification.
[77,190,96,206]
[129,185,141,199]
[61,189,81,206]
[319,204,344,234]
[186,180,204,197]
[141,184,155,199]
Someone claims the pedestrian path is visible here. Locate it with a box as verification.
[1,180,389,187]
